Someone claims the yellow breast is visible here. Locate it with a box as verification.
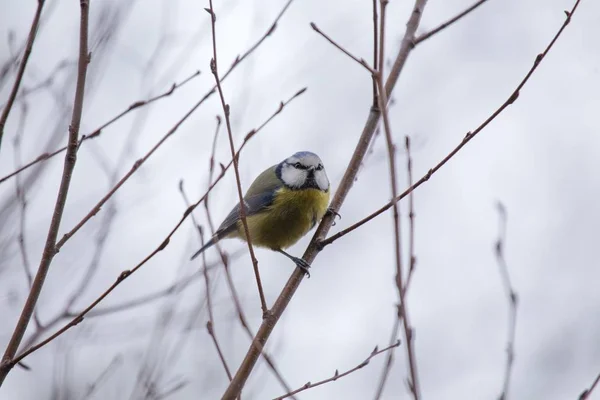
[238,187,330,250]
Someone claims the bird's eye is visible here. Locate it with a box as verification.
[294,162,303,169]
[316,164,323,170]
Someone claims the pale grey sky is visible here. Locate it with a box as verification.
[1,0,599,399]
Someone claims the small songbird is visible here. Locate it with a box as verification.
[191,151,330,275]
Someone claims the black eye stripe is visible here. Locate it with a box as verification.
[289,161,323,171]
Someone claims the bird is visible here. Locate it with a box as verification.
[191,151,330,275]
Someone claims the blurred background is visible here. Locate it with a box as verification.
[1,0,599,399]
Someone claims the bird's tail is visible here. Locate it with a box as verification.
[190,236,217,260]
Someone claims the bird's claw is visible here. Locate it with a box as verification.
[292,256,311,278]
[326,208,341,226]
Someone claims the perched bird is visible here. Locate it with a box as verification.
[191,151,330,275]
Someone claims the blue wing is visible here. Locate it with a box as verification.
[215,190,277,238]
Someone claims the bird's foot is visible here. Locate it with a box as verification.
[326,207,341,226]
[291,256,311,278]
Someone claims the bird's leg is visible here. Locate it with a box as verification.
[276,249,311,278]
[326,207,341,226]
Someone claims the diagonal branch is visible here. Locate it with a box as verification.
[413,0,490,45]
[206,1,268,316]
[7,88,305,370]
[0,0,296,187]
[221,2,429,399]
[0,70,201,186]
[320,0,581,248]
[0,0,90,386]
[0,0,46,150]
[273,341,401,400]
[579,373,600,400]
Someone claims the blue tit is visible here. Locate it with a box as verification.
[190,151,330,274]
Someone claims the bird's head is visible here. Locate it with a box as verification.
[277,151,329,191]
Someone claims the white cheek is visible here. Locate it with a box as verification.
[316,171,329,191]
[282,167,306,188]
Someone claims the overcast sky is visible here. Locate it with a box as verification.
[1,0,599,399]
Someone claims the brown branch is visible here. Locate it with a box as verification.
[373,318,400,399]
[310,23,375,74]
[404,137,416,294]
[320,0,581,248]
[273,341,401,400]
[374,139,415,399]
[221,2,429,398]
[12,104,34,289]
[579,373,600,400]
[0,0,90,386]
[206,1,267,316]
[8,89,305,370]
[179,180,232,381]
[0,70,201,186]
[0,0,46,150]
[48,0,299,254]
[371,0,379,107]
[375,0,420,395]
[414,0,490,45]
[495,202,517,400]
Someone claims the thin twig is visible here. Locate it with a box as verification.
[0,0,291,187]
[373,318,400,400]
[495,202,517,400]
[0,0,46,150]
[201,118,298,399]
[414,0,490,45]
[50,0,299,254]
[12,104,36,297]
[221,2,429,399]
[371,0,379,107]
[579,373,600,400]
[179,180,232,381]
[79,355,124,400]
[373,139,416,398]
[9,89,305,368]
[0,70,201,186]
[206,1,267,315]
[375,0,420,394]
[320,0,581,248]
[0,0,90,386]
[404,136,416,295]
[310,23,375,74]
[273,341,401,400]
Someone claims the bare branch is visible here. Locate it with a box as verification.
[207,0,268,315]
[414,0,490,45]
[579,373,600,400]
[273,341,401,400]
[8,88,305,368]
[310,22,375,74]
[179,180,232,381]
[371,0,379,107]
[221,2,429,398]
[373,318,400,399]
[0,0,46,150]
[0,70,201,186]
[404,137,416,295]
[320,0,582,248]
[375,0,420,395]
[495,202,518,400]
[0,0,90,386]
